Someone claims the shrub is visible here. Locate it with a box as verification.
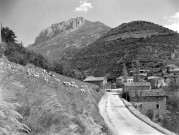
[0,98,29,134]
[95,88,100,92]
[19,95,67,134]
[101,125,108,132]
[146,109,154,120]
[72,118,86,134]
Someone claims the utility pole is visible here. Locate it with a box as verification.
[122,63,128,100]
[0,23,2,43]
[135,59,140,82]
[123,63,128,83]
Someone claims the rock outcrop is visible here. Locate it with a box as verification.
[29,17,110,61]
[34,17,85,44]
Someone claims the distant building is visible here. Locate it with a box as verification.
[148,76,166,88]
[130,70,148,77]
[123,82,151,92]
[116,76,134,85]
[83,76,107,88]
[165,64,179,73]
[129,89,167,120]
[122,81,167,120]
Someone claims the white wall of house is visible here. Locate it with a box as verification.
[117,77,134,84]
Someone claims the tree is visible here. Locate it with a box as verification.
[61,62,73,77]
[134,90,143,102]
[53,61,63,74]
[134,59,140,82]
[1,27,16,43]
[123,63,128,83]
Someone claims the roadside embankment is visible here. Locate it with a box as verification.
[121,98,177,135]
[99,92,165,135]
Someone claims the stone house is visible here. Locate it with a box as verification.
[129,89,167,120]
[83,76,107,88]
[123,82,167,120]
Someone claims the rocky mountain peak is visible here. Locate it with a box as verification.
[34,17,86,44]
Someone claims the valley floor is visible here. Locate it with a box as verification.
[98,92,164,135]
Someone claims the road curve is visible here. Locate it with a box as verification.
[98,92,164,135]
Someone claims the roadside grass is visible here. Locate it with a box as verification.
[0,88,29,134]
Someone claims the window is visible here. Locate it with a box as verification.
[156,104,159,109]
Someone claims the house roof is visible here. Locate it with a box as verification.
[148,76,163,80]
[83,76,105,82]
[117,76,133,79]
[124,82,151,86]
[129,89,166,97]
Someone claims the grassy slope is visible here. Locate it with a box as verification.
[71,21,179,76]
[0,57,112,135]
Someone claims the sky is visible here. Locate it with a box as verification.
[0,0,179,46]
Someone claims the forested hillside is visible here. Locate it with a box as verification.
[71,21,179,77]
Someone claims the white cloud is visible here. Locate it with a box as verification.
[170,12,179,19]
[164,12,179,33]
[165,23,179,33]
[75,0,92,12]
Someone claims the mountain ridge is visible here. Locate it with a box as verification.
[33,17,86,45]
[29,17,111,61]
